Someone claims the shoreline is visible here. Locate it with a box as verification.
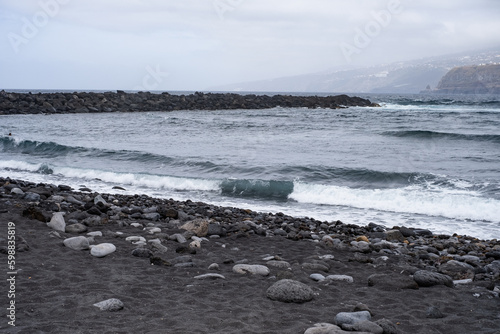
[1,176,499,333]
[0,91,379,115]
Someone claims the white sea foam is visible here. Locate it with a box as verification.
[289,181,500,223]
[53,167,220,192]
[0,160,42,172]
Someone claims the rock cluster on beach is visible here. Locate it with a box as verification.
[0,90,379,115]
[1,177,499,333]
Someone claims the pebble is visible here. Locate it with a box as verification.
[87,231,102,237]
[47,212,66,232]
[208,263,220,270]
[63,236,90,251]
[303,323,343,334]
[131,248,152,258]
[126,236,146,243]
[426,306,445,319]
[90,243,116,257]
[93,298,124,312]
[334,311,371,326]
[266,279,314,303]
[266,260,291,269]
[343,321,383,333]
[413,270,454,288]
[309,274,326,282]
[130,223,142,228]
[170,233,187,244]
[325,275,354,283]
[194,273,225,280]
[65,223,88,234]
[233,264,270,276]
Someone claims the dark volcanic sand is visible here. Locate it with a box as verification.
[0,180,499,334]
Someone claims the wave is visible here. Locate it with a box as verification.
[382,130,500,143]
[1,160,498,222]
[386,96,500,108]
[289,182,500,223]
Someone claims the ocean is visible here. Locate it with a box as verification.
[1,93,499,240]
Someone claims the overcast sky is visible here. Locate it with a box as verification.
[1,0,499,91]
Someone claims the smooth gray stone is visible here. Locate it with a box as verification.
[426,306,445,318]
[63,236,90,251]
[194,273,225,280]
[266,279,314,303]
[233,264,270,276]
[47,212,66,232]
[342,320,383,334]
[93,298,124,311]
[413,270,453,287]
[24,192,41,201]
[10,188,24,196]
[90,243,116,257]
[334,311,371,326]
[65,223,88,234]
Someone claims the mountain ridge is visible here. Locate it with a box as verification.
[210,48,500,94]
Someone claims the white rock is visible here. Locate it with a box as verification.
[10,188,24,195]
[90,243,116,257]
[190,240,201,248]
[146,227,161,234]
[47,212,66,232]
[454,278,473,285]
[87,231,102,237]
[319,255,335,260]
[233,264,270,276]
[63,236,90,251]
[310,274,326,282]
[326,275,354,283]
[93,298,123,311]
[262,256,275,261]
[194,273,225,280]
[130,223,142,228]
[208,263,220,270]
[126,236,146,243]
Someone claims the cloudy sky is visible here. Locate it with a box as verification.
[1,0,499,91]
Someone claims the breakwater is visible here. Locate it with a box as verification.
[0,90,378,115]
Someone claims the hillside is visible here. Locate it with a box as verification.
[210,49,500,94]
[432,64,500,94]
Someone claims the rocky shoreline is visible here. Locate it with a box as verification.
[1,177,499,333]
[0,91,379,115]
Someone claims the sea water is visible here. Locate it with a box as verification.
[1,93,499,239]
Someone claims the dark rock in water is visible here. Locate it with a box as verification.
[112,186,126,191]
[414,229,433,237]
[58,184,72,191]
[426,306,445,318]
[413,270,453,288]
[266,279,314,303]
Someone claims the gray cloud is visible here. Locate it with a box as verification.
[1,0,499,91]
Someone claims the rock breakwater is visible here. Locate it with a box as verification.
[0,90,378,115]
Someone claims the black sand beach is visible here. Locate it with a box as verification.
[0,178,499,333]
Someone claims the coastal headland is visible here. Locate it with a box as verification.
[0,91,379,115]
[0,177,499,333]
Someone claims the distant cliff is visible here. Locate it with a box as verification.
[432,64,500,94]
